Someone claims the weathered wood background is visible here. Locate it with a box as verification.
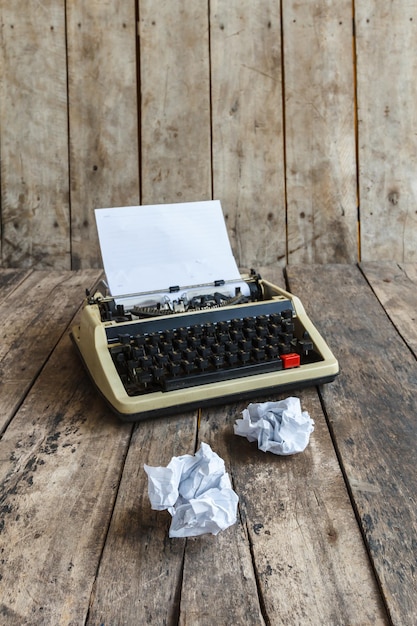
[1,0,416,270]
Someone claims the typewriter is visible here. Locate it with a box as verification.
[70,202,338,421]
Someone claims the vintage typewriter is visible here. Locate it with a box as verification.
[70,202,338,421]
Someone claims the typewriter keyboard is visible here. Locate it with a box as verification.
[107,301,322,396]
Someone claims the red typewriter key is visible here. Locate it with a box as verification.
[280,353,301,369]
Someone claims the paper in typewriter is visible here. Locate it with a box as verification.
[95,201,249,307]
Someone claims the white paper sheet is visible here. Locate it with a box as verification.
[144,442,238,538]
[234,397,314,455]
[95,200,248,305]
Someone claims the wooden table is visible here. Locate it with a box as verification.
[1,264,416,625]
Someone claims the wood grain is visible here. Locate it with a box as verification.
[86,412,198,625]
[193,389,387,625]
[286,264,417,626]
[67,0,140,269]
[283,0,358,263]
[179,411,265,625]
[210,0,286,268]
[356,3,417,262]
[3,265,415,623]
[139,0,212,205]
[0,269,31,299]
[360,262,417,357]
[0,1,70,268]
[0,270,101,432]
[0,332,133,625]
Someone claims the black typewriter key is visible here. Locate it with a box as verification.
[183,347,197,361]
[229,329,243,342]
[210,354,225,368]
[231,318,244,329]
[212,343,226,355]
[152,366,165,381]
[161,329,174,343]
[268,324,281,338]
[256,326,269,338]
[139,355,152,368]
[297,331,314,354]
[118,333,132,345]
[169,350,182,363]
[252,347,265,361]
[190,325,203,338]
[147,332,159,345]
[133,334,146,347]
[131,346,145,359]
[279,332,292,345]
[144,342,158,357]
[238,338,252,352]
[225,341,238,354]
[195,356,209,371]
[281,319,295,333]
[180,360,193,374]
[266,345,280,358]
[159,342,171,355]
[253,336,267,349]
[186,338,200,356]
[203,334,216,347]
[116,352,126,366]
[173,337,187,351]
[197,345,211,358]
[282,309,293,319]
[244,320,256,333]
[217,332,229,344]
[238,350,251,364]
[167,362,181,376]
[256,315,268,326]
[176,327,188,339]
[154,353,169,367]
[243,327,256,340]
[269,313,282,325]
[138,370,153,386]
[225,352,238,366]
[217,321,229,333]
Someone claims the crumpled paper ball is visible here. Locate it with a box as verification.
[234,396,314,455]
[144,442,238,538]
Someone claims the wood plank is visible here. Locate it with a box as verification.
[0,270,101,432]
[286,264,417,626]
[188,389,387,625]
[86,413,198,625]
[139,0,211,204]
[67,0,140,269]
[179,410,265,625]
[0,1,70,268]
[360,262,417,357]
[356,3,417,262]
[283,0,358,263]
[0,332,133,624]
[0,269,31,299]
[210,0,286,268]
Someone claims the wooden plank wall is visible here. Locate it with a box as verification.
[0,1,416,270]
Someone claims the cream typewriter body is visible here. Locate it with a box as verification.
[70,271,338,421]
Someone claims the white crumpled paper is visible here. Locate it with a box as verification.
[144,442,238,538]
[234,396,314,455]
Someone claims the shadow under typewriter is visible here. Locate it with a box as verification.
[70,271,338,421]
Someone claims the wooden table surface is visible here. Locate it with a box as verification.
[1,263,416,626]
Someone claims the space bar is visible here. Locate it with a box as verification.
[163,359,283,392]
